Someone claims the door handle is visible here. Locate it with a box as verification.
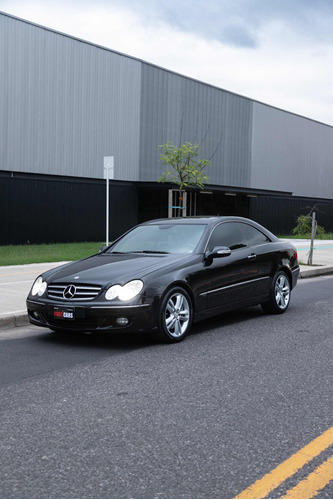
[248,253,256,260]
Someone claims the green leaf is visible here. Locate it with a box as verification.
[157,140,211,190]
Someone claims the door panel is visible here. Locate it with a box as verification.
[203,247,259,311]
[202,222,260,312]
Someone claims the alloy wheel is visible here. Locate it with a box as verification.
[164,292,190,338]
[275,274,290,310]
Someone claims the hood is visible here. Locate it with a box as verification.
[42,252,190,287]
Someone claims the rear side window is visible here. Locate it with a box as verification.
[207,223,246,251]
[240,223,270,247]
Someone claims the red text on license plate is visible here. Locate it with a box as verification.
[54,308,74,320]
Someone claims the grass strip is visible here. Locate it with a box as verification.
[0,242,104,266]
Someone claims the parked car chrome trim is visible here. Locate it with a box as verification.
[90,304,151,309]
[199,276,270,296]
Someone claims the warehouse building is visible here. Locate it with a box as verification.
[1,11,333,245]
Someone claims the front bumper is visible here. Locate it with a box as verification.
[26,296,159,333]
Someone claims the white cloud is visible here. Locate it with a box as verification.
[1,0,333,125]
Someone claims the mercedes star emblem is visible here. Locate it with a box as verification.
[63,284,76,299]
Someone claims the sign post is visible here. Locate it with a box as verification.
[103,156,114,246]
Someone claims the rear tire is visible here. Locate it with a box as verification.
[261,270,291,314]
[157,287,193,343]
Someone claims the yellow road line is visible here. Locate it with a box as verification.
[235,426,333,499]
[282,455,333,499]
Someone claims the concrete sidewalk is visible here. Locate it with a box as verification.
[0,262,68,330]
[1,239,333,331]
[290,239,333,278]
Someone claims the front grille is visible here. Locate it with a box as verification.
[47,283,102,301]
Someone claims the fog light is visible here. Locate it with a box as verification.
[116,317,129,326]
[33,312,40,320]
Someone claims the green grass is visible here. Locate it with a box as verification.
[0,242,104,266]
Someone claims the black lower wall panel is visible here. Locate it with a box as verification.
[0,173,138,245]
[2,172,333,245]
[249,196,333,235]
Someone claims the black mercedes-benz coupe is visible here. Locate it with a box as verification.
[27,216,299,342]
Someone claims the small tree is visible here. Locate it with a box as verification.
[292,212,325,238]
[158,141,211,215]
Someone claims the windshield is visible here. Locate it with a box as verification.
[108,224,206,254]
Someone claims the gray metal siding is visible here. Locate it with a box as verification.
[139,64,252,188]
[0,14,141,180]
[251,102,333,198]
[2,12,333,201]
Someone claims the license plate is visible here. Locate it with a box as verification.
[53,307,75,320]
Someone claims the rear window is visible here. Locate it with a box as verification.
[240,223,270,246]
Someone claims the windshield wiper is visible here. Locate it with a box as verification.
[135,250,170,254]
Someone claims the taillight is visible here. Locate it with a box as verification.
[295,249,298,262]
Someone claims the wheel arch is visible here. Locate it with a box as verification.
[160,280,196,314]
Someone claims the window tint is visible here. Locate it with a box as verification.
[240,223,269,246]
[207,223,246,251]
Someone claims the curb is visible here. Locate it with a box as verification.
[0,313,29,330]
[299,265,333,279]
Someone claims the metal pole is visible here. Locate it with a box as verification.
[308,211,316,265]
[106,164,109,246]
[104,156,114,246]
[168,189,173,218]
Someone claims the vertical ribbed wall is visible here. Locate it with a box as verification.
[0,14,141,180]
[1,12,333,200]
[139,63,252,188]
[250,102,333,199]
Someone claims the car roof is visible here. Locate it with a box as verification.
[143,216,256,225]
[142,216,278,241]
[144,216,219,225]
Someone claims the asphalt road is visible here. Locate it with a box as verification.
[0,276,333,499]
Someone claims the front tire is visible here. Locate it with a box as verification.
[261,270,291,314]
[157,287,193,343]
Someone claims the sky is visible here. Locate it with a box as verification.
[1,0,333,125]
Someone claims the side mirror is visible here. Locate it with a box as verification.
[204,246,231,264]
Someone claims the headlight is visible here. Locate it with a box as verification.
[31,276,47,297]
[105,284,122,301]
[105,280,143,301]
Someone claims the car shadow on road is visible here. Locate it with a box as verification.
[190,305,266,337]
[37,327,157,351]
